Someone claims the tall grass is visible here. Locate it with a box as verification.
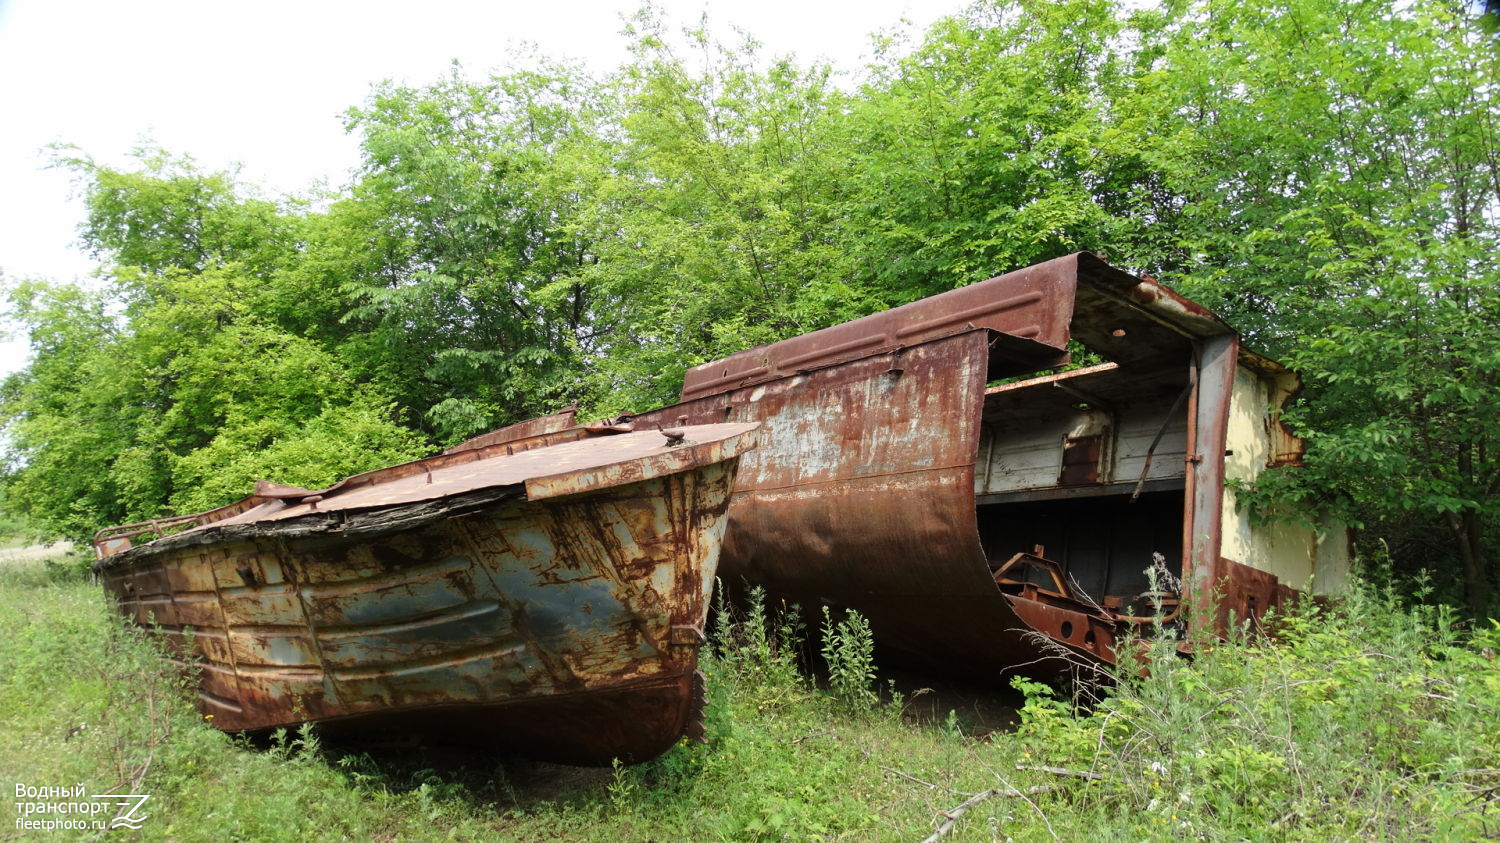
[1004,589,1500,840]
[0,552,1495,840]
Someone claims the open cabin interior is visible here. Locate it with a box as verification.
[968,268,1347,629]
[976,360,1190,617]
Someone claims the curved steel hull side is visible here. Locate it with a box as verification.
[99,460,738,765]
[722,471,1086,673]
[635,333,1084,674]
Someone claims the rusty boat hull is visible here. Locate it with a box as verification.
[93,424,758,765]
[622,254,1350,677]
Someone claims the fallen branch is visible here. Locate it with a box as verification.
[877,765,955,793]
[1016,764,1105,781]
[129,753,154,792]
[922,784,1062,843]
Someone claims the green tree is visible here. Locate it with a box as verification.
[334,62,613,440]
[576,13,879,410]
[843,0,1130,301]
[54,145,297,290]
[2,153,428,540]
[1115,0,1500,615]
[0,279,140,539]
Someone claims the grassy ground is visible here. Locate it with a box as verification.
[1,550,1496,841]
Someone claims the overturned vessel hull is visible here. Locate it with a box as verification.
[624,253,1348,675]
[93,424,758,765]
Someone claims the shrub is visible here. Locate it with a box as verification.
[1003,585,1500,839]
[819,605,878,712]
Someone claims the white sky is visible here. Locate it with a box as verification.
[0,0,961,373]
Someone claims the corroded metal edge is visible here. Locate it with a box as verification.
[94,424,759,568]
[442,407,579,454]
[681,255,1078,401]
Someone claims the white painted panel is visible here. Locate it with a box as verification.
[1220,364,1350,594]
[977,391,1188,495]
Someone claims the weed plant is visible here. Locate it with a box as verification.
[820,605,880,712]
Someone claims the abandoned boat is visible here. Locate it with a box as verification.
[92,422,759,765]
[621,252,1348,674]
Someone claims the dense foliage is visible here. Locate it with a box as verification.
[3,0,1496,615]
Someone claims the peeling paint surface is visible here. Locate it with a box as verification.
[94,425,757,765]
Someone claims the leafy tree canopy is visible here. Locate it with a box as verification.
[3,0,1496,615]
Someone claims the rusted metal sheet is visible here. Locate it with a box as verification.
[627,252,1344,676]
[443,407,578,454]
[633,331,1094,673]
[1184,334,1237,627]
[1236,349,1307,468]
[680,258,1078,402]
[94,424,758,765]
